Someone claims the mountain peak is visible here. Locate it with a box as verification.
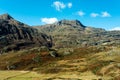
[0,13,13,20]
[56,19,86,27]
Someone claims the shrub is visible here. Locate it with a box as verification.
[32,56,41,63]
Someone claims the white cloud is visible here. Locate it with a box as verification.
[52,1,66,11]
[90,13,99,17]
[110,27,120,31]
[68,3,72,8]
[101,11,111,17]
[41,18,58,24]
[52,1,72,11]
[78,11,85,17]
[90,11,111,18]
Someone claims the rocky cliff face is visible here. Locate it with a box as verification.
[35,20,120,48]
[0,14,52,53]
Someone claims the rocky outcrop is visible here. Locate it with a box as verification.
[35,20,120,48]
[56,19,86,28]
[0,14,52,53]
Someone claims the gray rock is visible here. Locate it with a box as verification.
[49,51,58,57]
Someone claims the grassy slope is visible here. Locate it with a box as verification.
[0,46,120,80]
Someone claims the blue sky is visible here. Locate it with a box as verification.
[0,0,120,30]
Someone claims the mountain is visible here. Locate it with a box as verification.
[0,14,120,79]
[35,19,120,48]
[0,14,52,53]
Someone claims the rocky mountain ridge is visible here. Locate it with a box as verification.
[0,14,52,53]
[35,19,120,48]
[0,13,120,52]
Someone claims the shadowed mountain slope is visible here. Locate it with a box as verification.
[0,14,52,53]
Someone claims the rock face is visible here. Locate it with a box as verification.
[56,19,86,28]
[0,14,52,53]
[35,20,120,48]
